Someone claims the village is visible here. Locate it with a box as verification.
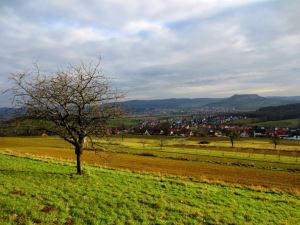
[112,115,300,140]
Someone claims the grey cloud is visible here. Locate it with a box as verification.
[0,0,299,106]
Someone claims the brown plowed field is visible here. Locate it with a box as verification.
[3,146,300,192]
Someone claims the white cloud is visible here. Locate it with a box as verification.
[123,20,165,34]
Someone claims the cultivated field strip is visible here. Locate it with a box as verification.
[1,136,300,192]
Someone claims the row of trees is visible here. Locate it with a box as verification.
[226,130,280,150]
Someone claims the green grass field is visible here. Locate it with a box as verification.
[251,119,300,128]
[230,118,300,128]
[95,135,300,164]
[105,135,300,151]
[1,153,300,225]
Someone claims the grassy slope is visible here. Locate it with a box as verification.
[251,119,300,128]
[1,154,300,225]
[231,118,300,128]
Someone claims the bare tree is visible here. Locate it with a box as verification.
[139,139,147,148]
[179,137,187,150]
[271,133,280,150]
[271,133,280,160]
[9,60,123,174]
[226,130,239,148]
[159,138,167,150]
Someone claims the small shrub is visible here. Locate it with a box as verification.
[139,152,155,157]
[199,140,210,144]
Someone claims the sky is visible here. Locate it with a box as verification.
[0,0,299,106]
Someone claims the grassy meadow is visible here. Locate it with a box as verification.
[1,153,300,225]
[94,135,300,167]
[1,136,300,224]
[229,118,300,128]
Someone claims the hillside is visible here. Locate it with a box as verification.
[120,94,300,113]
[250,119,300,128]
[1,153,300,224]
[249,103,300,121]
[1,95,300,118]
[0,107,19,121]
[270,96,300,102]
[231,103,300,127]
[121,98,221,113]
[231,118,300,128]
[205,94,298,111]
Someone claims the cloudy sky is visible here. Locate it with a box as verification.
[0,0,299,105]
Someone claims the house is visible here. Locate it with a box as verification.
[284,135,300,140]
[274,128,289,138]
[254,127,266,137]
[240,132,249,138]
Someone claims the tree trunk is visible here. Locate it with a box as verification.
[75,146,82,175]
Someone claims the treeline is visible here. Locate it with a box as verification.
[0,118,53,136]
[236,103,300,122]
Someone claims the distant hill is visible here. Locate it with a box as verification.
[121,98,221,113]
[121,94,300,113]
[0,107,21,121]
[268,96,300,102]
[204,94,299,112]
[1,95,300,118]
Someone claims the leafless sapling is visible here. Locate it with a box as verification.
[271,133,280,160]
